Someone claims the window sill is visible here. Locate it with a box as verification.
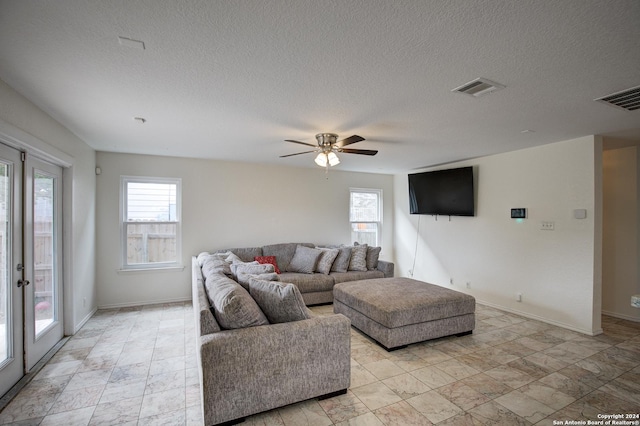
[117,265,185,274]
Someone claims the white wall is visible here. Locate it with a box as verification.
[393,136,602,335]
[95,152,394,308]
[0,78,96,334]
[602,144,640,321]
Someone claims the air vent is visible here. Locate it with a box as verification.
[452,78,505,97]
[595,85,640,111]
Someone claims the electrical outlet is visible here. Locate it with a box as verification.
[516,293,522,302]
[541,221,555,231]
[466,282,471,289]
[449,278,454,285]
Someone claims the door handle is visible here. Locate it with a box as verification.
[17,279,30,288]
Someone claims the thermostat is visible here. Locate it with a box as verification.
[511,208,527,219]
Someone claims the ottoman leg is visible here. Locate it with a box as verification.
[456,330,473,337]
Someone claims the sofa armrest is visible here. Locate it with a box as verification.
[377,260,394,277]
[199,314,351,425]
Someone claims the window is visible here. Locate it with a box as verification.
[120,176,181,270]
[350,188,382,247]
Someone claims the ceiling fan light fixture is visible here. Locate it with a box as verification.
[327,152,340,166]
[314,153,328,167]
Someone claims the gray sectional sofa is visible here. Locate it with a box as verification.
[209,242,394,305]
[192,259,351,426]
[192,242,394,425]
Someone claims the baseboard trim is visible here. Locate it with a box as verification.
[601,310,640,323]
[476,299,603,336]
[73,307,98,334]
[98,296,191,310]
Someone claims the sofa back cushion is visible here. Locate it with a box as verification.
[234,263,277,289]
[262,243,314,272]
[286,245,322,274]
[331,247,352,273]
[249,278,312,324]
[348,244,368,272]
[192,259,221,335]
[201,255,233,277]
[215,247,263,263]
[316,248,340,275]
[206,273,269,329]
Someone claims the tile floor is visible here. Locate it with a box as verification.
[0,302,639,425]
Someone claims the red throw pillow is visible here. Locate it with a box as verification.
[255,256,281,274]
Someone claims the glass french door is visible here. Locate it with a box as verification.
[0,144,24,397]
[0,145,63,396]
[24,155,63,371]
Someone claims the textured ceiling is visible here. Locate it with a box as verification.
[0,0,639,174]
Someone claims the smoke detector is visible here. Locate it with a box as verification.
[594,85,640,112]
[452,78,506,97]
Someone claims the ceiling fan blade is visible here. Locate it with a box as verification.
[340,148,378,156]
[280,150,317,158]
[285,139,317,147]
[337,135,365,147]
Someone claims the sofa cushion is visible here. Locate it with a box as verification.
[201,255,233,277]
[348,244,368,272]
[330,247,352,273]
[255,256,281,274]
[216,247,263,263]
[206,274,269,329]
[316,248,339,275]
[279,272,335,293]
[230,260,259,278]
[262,243,314,272]
[355,242,382,270]
[249,278,312,323]
[366,246,382,270]
[235,263,277,289]
[287,245,322,274]
[330,270,385,284]
[224,251,243,264]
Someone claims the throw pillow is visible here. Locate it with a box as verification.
[234,263,276,289]
[255,256,281,274]
[355,242,382,270]
[249,278,311,323]
[366,246,382,270]
[330,246,352,272]
[196,251,211,266]
[224,251,243,264]
[230,260,259,278]
[348,244,368,271]
[201,255,233,277]
[315,247,339,275]
[208,278,269,329]
[286,245,322,274]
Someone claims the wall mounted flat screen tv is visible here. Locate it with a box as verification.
[408,166,475,216]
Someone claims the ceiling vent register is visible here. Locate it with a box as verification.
[594,85,640,111]
[451,78,506,97]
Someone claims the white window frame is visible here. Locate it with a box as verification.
[120,176,182,271]
[349,188,383,247]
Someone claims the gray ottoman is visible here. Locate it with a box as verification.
[333,277,475,350]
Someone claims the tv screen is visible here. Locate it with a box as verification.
[408,166,475,216]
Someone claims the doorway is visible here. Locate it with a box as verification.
[0,143,64,397]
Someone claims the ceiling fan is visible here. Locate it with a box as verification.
[280,133,378,168]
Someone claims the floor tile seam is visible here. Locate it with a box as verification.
[489,395,552,424]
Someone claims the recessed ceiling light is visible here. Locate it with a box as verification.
[133,117,147,124]
[118,36,145,50]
